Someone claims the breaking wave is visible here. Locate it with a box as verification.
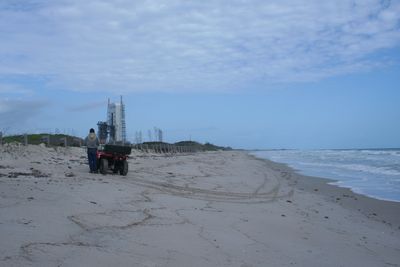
[251,149,400,202]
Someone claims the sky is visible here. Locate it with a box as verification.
[0,0,399,149]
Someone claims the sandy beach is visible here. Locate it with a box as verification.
[0,144,399,266]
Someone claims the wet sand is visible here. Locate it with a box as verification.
[0,144,399,266]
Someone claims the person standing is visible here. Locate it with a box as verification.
[85,128,100,173]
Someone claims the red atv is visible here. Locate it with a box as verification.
[96,144,131,175]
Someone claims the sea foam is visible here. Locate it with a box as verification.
[251,149,400,202]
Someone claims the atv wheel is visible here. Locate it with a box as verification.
[120,160,128,176]
[99,158,108,175]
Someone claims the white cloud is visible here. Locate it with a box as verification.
[0,99,48,129]
[67,100,107,112]
[0,0,399,93]
[0,83,33,95]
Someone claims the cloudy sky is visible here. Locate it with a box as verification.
[1,0,399,149]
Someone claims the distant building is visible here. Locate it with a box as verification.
[107,96,127,143]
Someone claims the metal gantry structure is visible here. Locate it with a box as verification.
[98,96,126,144]
[120,96,126,144]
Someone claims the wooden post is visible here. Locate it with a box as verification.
[41,135,50,146]
[24,134,28,146]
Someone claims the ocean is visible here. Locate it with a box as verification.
[251,149,400,202]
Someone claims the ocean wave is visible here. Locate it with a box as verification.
[360,150,400,157]
[251,150,400,202]
[298,162,400,176]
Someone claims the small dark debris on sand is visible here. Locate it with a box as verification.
[8,169,50,178]
[0,165,12,169]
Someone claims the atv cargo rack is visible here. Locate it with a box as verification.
[102,144,132,155]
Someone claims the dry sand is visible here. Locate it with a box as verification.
[0,144,399,266]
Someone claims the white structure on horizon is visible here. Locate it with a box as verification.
[107,96,126,143]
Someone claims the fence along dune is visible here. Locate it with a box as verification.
[1,134,230,154]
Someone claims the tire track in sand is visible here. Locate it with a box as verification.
[126,173,293,204]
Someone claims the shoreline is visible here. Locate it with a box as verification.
[248,149,400,204]
[248,152,400,228]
